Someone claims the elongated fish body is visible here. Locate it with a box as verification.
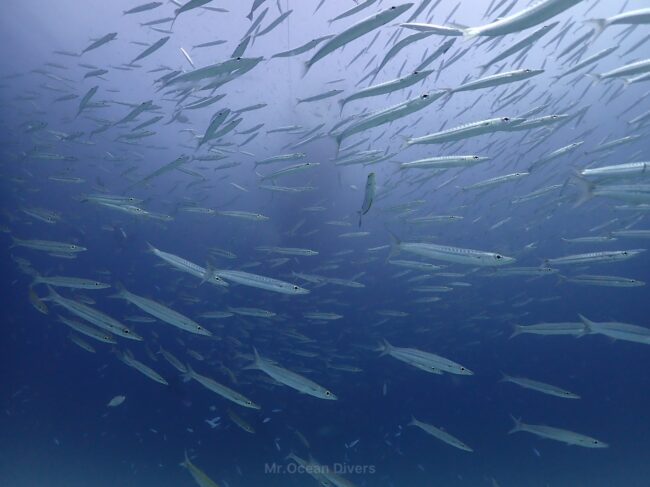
[378,339,472,375]
[158,346,188,373]
[409,416,473,452]
[306,4,413,72]
[131,36,169,64]
[340,70,433,110]
[545,249,645,266]
[596,59,650,79]
[338,91,444,145]
[452,69,543,93]
[123,2,162,15]
[462,172,528,190]
[329,0,379,24]
[480,22,558,72]
[555,47,617,79]
[400,22,464,36]
[501,374,580,399]
[117,349,168,385]
[407,117,525,145]
[183,451,221,487]
[565,275,645,287]
[46,287,141,340]
[581,162,649,179]
[510,322,586,338]
[509,416,608,448]
[215,210,269,221]
[113,284,211,336]
[464,0,584,37]
[11,237,86,253]
[271,35,333,58]
[612,230,650,239]
[591,185,650,204]
[214,269,309,294]
[246,349,337,400]
[256,246,318,256]
[147,243,228,287]
[358,173,376,227]
[57,315,116,344]
[401,155,488,170]
[579,315,650,345]
[185,364,260,409]
[82,33,117,54]
[259,162,319,181]
[298,89,343,104]
[391,233,515,267]
[588,8,650,36]
[512,114,569,131]
[69,334,95,353]
[33,275,110,290]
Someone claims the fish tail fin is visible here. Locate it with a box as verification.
[585,18,608,39]
[145,242,156,253]
[462,27,479,39]
[302,61,311,79]
[243,347,263,370]
[338,98,345,115]
[508,415,523,434]
[43,285,60,301]
[499,371,511,383]
[376,338,393,356]
[407,415,418,427]
[334,134,343,157]
[358,211,363,228]
[181,363,194,383]
[109,281,127,299]
[571,170,595,208]
[201,263,215,285]
[509,324,522,339]
[181,449,190,468]
[578,314,595,335]
[387,229,401,259]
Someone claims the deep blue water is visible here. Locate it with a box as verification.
[2,1,650,486]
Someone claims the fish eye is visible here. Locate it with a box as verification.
[623,251,628,255]
[460,367,466,371]
[473,156,479,159]
[69,245,77,249]
[236,56,242,60]
[502,117,510,121]
[325,391,331,396]
[197,326,202,330]
[293,285,299,290]
[422,94,428,98]
[390,6,396,9]
[525,69,531,72]
[413,71,419,75]
[124,329,130,334]
[496,255,502,259]
[246,400,252,405]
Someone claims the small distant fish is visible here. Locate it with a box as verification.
[107,395,126,407]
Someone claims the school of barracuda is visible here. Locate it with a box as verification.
[2,0,650,485]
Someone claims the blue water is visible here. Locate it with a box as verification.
[2,0,650,486]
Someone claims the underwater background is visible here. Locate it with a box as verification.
[1,1,650,486]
